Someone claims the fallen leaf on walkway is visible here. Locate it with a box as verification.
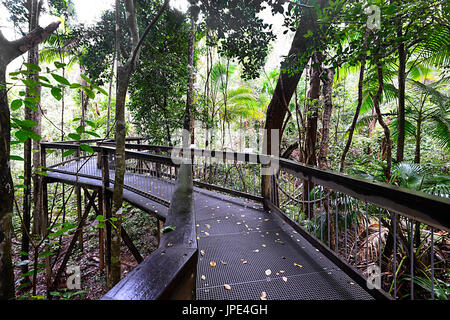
[200,249,205,256]
[221,260,227,265]
[294,263,303,268]
[201,275,206,280]
[260,292,267,300]
[265,269,272,276]
[210,261,216,267]
[282,277,288,282]
[241,259,247,264]
[224,284,231,290]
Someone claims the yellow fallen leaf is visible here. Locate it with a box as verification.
[262,244,266,247]
[210,261,216,267]
[224,284,231,290]
[221,260,227,265]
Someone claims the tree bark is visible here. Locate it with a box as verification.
[414,111,423,164]
[183,13,196,147]
[396,41,407,162]
[303,52,322,167]
[262,0,329,203]
[339,28,370,172]
[0,20,59,301]
[372,63,392,181]
[22,0,42,287]
[109,0,169,288]
[318,67,335,169]
[264,0,328,155]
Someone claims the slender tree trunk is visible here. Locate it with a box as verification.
[0,19,60,301]
[372,63,392,181]
[414,112,423,164]
[184,13,196,147]
[396,38,407,163]
[108,0,169,288]
[304,52,322,167]
[339,28,370,172]
[22,0,42,286]
[318,67,335,169]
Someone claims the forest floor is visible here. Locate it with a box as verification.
[12,204,159,300]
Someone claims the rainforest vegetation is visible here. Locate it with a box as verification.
[0,0,448,300]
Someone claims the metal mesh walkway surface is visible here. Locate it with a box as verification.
[47,159,375,300]
[194,191,374,300]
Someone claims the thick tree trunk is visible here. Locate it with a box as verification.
[0,68,15,300]
[262,0,329,203]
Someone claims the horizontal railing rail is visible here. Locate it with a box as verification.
[267,158,449,300]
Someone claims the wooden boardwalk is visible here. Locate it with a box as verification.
[47,159,375,300]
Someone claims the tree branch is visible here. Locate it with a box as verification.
[4,21,60,64]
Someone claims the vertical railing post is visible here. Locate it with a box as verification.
[261,163,271,209]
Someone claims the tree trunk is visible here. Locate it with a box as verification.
[304,52,322,167]
[414,113,423,164]
[0,19,60,301]
[262,0,329,203]
[339,28,370,172]
[318,67,335,169]
[372,64,392,181]
[396,36,407,163]
[108,0,169,288]
[184,14,196,147]
[22,0,42,286]
[264,0,327,155]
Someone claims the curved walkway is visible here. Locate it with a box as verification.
[47,159,375,300]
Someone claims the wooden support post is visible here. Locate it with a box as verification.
[121,227,143,264]
[76,185,83,251]
[98,191,105,271]
[157,219,164,247]
[48,190,98,296]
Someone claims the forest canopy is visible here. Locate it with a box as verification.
[0,0,448,301]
